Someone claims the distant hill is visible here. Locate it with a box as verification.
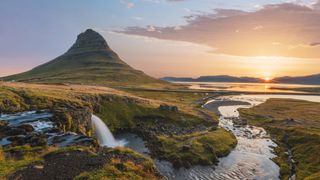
[162,75,261,83]
[3,29,166,87]
[273,74,320,85]
[162,74,320,85]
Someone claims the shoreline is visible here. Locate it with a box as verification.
[122,87,320,96]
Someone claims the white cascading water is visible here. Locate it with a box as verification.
[91,114,126,148]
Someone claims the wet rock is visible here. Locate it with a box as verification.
[172,157,183,168]
[42,127,60,134]
[17,124,34,133]
[28,134,47,146]
[6,128,27,136]
[7,135,25,142]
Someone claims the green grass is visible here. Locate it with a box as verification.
[96,99,214,133]
[75,147,159,180]
[152,129,237,167]
[0,145,48,178]
[75,159,158,180]
[239,98,320,180]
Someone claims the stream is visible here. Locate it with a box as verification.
[116,94,320,180]
[0,111,94,147]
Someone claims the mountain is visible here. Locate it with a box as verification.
[3,29,165,87]
[161,75,261,83]
[273,74,320,85]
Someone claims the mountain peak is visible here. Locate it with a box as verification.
[65,29,110,55]
[3,29,165,86]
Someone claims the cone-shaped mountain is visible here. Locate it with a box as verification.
[4,29,164,86]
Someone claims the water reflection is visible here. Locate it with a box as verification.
[174,82,320,93]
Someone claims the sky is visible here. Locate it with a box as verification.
[0,0,320,78]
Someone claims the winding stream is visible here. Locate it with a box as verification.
[118,94,320,180]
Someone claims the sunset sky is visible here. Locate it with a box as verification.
[1,0,320,78]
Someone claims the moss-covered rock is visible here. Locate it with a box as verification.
[148,129,237,168]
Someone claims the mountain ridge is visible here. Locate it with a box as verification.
[162,74,320,85]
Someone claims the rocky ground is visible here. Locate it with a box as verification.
[8,147,161,180]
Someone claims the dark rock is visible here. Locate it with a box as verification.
[28,134,47,146]
[6,128,27,136]
[17,124,34,132]
[184,161,192,169]
[7,135,25,142]
[172,157,183,168]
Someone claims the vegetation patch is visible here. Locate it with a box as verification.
[75,158,159,180]
[0,145,53,178]
[149,129,237,168]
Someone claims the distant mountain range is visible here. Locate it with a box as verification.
[161,74,320,85]
[3,29,166,87]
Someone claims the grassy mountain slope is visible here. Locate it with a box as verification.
[3,29,167,88]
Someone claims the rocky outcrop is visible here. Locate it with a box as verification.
[65,29,111,56]
[134,115,212,137]
[52,105,92,136]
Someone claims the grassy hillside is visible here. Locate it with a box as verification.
[239,99,320,180]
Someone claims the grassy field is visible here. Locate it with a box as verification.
[239,98,320,180]
[124,89,219,123]
[0,82,237,177]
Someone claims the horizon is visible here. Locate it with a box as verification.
[1,0,320,79]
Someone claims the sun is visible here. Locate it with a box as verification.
[264,77,271,82]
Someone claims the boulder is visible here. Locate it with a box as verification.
[17,124,34,133]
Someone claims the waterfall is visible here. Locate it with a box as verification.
[91,114,126,148]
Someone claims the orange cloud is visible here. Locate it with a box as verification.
[121,2,320,58]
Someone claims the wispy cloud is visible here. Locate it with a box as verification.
[120,2,320,58]
[120,0,135,9]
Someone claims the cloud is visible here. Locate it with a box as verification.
[310,42,320,46]
[146,25,156,32]
[131,16,143,21]
[120,0,135,9]
[120,2,320,58]
[253,25,264,30]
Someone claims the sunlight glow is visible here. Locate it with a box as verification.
[264,77,271,82]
